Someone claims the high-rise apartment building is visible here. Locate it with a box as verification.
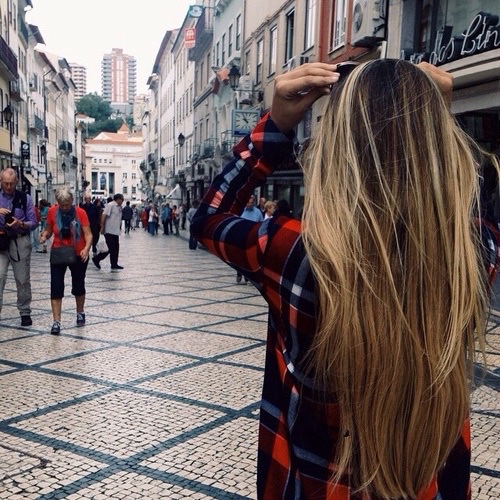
[69,63,87,100]
[101,48,137,115]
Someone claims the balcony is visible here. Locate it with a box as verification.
[0,36,18,79]
[9,80,23,102]
[202,138,215,158]
[29,114,44,134]
[58,140,73,153]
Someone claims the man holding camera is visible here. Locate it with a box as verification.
[0,168,37,326]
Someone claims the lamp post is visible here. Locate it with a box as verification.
[228,65,264,104]
[176,133,185,178]
[61,161,66,185]
[40,143,48,199]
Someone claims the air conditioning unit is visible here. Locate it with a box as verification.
[285,55,309,72]
[351,0,387,48]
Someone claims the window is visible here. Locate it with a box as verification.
[285,10,295,63]
[305,0,317,50]
[245,50,251,75]
[331,0,347,50]
[123,172,127,179]
[109,173,115,194]
[256,39,264,84]
[132,172,136,179]
[236,15,241,50]
[215,42,220,67]
[132,186,136,194]
[123,186,128,194]
[269,26,278,75]
[228,25,233,57]
[222,34,226,65]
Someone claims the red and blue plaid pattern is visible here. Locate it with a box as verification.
[191,113,471,499]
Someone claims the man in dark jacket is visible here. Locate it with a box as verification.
[121,201,133,234]
[80,195,101,254]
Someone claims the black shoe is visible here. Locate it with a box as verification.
[50,321,61,335]
[111,265,124,270]
[21,315,32,326]
[76,313,86,327]
[92,256,101,269]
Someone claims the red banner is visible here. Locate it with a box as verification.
[184,28,196,48]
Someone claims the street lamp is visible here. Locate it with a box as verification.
[178,133,185,147]
[228,65,264,104]
[61,161,67,185]
[2,105,12,124]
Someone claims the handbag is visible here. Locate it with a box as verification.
[50,246,77,265]
[0,231,10,251]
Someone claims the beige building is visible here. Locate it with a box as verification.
[84,122,143,202]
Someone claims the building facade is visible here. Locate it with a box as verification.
[101,48,137,115]
[69,62,87,100]
[136,0,498,218]
[84,123,143,202]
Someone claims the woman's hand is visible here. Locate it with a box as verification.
[417,62,453,105]
[270,63,339,134]
[80,248,90,262]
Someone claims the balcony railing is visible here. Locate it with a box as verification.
[58,140,73,153]
[0,36,18,79]
[29,114,44,134]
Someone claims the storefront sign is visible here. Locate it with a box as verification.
[401,12,499,66]
[184,28,196,49]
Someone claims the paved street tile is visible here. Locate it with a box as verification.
[0,229,497,498]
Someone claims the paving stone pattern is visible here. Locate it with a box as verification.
[0,228,498,499]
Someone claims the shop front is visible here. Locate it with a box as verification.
[399,2,500,217]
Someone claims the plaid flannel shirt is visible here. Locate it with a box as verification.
[191,113,471,500]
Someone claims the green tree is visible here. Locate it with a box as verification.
[76,93,113,122]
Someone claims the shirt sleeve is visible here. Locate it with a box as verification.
[190,113,296,281]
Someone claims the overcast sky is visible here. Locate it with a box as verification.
[26,0,195,95]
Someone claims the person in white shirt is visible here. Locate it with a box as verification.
[92,193,124,270]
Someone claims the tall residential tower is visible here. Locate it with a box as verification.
[69,63,87,100]
[101,48,137,114]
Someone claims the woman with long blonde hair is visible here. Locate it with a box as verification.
[191,59,496,499]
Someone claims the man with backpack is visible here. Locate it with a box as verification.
[0,168,37,326]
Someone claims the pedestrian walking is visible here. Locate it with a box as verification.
[160,204,171,235]
[131,205,138,229]
[0,168,38,326]
[171,205,180,236]
[179,203,187,230]
[187,200,200,250]
[30,201,41,252]
[147,203,158,235]
[236,195,262,284]
[191,60,497,498]
[39,187,92,335]
[121,200,133,234]
[37,199,49,253]
[80,195,102,255]
[92,193,124,270]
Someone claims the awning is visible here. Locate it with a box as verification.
[23,173,38,187]
[166,184,181,199]
[154,185,169,196]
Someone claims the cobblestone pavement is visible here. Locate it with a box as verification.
[0,228,498,499]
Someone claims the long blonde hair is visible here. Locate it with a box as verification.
[302,59,493,497]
